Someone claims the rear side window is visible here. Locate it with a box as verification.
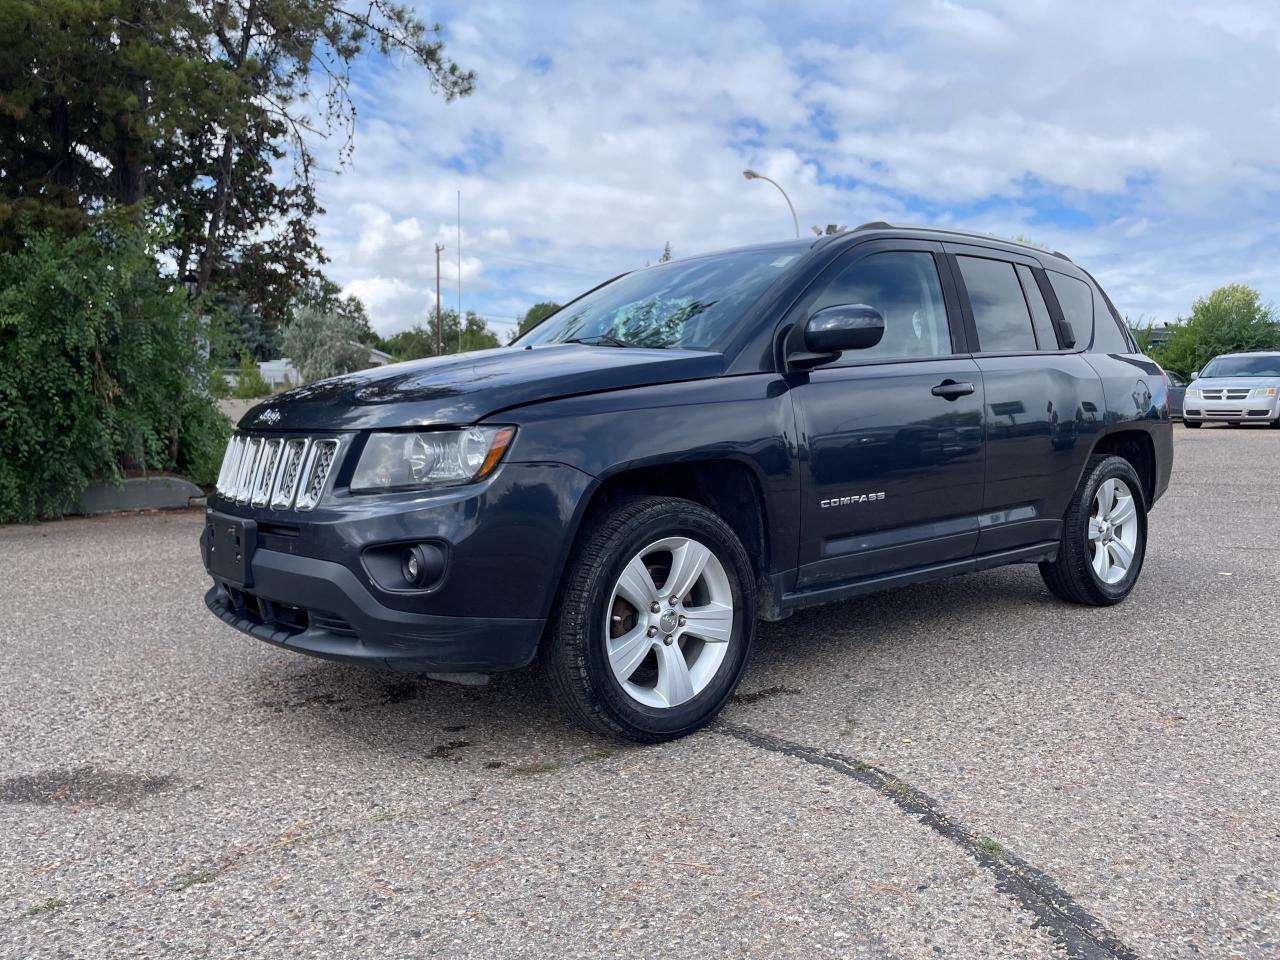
[956,256,1037,352]
[1016,265,1060,349]
[1047,272,1092,349]
[1090,286,1133,354]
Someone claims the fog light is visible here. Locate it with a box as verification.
[401,546,428,587]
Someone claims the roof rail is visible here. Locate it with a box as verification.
[847,221,1072,261]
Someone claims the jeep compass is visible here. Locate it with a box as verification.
[201,224,1173,742]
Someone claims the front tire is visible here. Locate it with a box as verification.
[1040,455,1147,606]
[1183,420,1201,429]
[544,496,755,742]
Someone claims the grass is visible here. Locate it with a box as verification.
[24,898,68,916]
[172,869,220,891]
[975,836,1006,860]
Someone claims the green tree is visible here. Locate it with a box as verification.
[232,353,270,398]
[659,241,673,262]
[0,216,228,521]
[280,305,372,382]
[383,309,500,360]
[0,0,474,316]
[294,276,377,344]
[511,301,561,341]
[1156,284,1280,376]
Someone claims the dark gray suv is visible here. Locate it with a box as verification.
[202,223,1174,741]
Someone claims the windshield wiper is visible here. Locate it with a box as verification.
[562,334,636,348]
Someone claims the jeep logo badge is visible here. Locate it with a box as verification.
[256,408,282,425]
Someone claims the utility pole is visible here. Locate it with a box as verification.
[434,243,445,355]
[457,189,463,353]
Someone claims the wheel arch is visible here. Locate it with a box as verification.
[1086,428,1157,506]
[547,456,778,624]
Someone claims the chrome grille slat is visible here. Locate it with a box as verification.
[251,439,283,507]
[235,437,263,503]
[296,439,339,511]
[272,438,310,509]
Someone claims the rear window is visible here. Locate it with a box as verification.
[1047,272,1092,349]
[956,256,1037,352]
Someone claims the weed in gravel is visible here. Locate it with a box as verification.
[24,898,68,916]
[975,836,1005,860]
[172,869,220,891]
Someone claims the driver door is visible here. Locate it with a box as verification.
[789,240,987,588]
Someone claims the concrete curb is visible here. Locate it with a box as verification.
[76,476,205,516]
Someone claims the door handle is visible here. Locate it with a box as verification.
[931,379,975,400]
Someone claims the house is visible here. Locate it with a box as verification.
[242,342,393,390]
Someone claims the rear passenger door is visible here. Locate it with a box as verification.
[944,244,1106,554]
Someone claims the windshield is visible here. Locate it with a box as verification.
[1199,355,1280,378]
[516,247,805,350]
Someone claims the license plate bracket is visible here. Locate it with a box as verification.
[205,514,257,588]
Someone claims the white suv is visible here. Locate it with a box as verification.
[1183,351,1280,428]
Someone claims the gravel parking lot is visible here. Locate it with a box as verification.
[2,425,1277,959]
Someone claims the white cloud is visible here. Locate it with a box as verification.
[307,0,1280,333]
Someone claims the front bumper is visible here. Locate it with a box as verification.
[200,456,596,673]
[1183,397,1279,423]
[204,550,543,672]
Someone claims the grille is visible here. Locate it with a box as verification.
[1201,388,1250,401]
[1204,409,1243,417]
[215,434,341,511]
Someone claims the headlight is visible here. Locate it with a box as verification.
[350,426,516,492]
[1250,386,1278,398]
[1185,388,1201,398]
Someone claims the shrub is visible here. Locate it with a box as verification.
[0,216,228,521]
[232,353,271,399]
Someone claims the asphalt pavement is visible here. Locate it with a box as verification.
[2,424,1277,959]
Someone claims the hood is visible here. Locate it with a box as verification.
[1189,377,1279,389]
[239,344,725,431]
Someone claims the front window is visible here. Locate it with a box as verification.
[1200,355,1280,378]
[515,247,805,350]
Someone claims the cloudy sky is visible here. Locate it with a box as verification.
[311,0,1280,341]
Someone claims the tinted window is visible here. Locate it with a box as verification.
[1047,272,1092,349]
[1016,264,1059,349]
[809,251,950,362]
[956,256,1036,352]
[1091,286,1132,354]
[516,246,805,349]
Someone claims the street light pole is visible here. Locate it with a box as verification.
[742,169,799,238]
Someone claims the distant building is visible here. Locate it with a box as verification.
[225,343,393,391]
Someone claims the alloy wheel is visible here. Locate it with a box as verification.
[1088,478,1138,585]
[605,536,734,709]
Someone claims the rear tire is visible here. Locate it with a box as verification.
[1040,455,1147,606]
[1183,420,1201,429]
[544,496,755,742]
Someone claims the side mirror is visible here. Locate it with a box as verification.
[788,304,885,370]
[1058,320,1077,349]
[1191,370,1200,380]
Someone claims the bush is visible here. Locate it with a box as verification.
[0,216,229,522]
[232,353,271,399]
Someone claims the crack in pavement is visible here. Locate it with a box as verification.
[714,720,1140,960]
